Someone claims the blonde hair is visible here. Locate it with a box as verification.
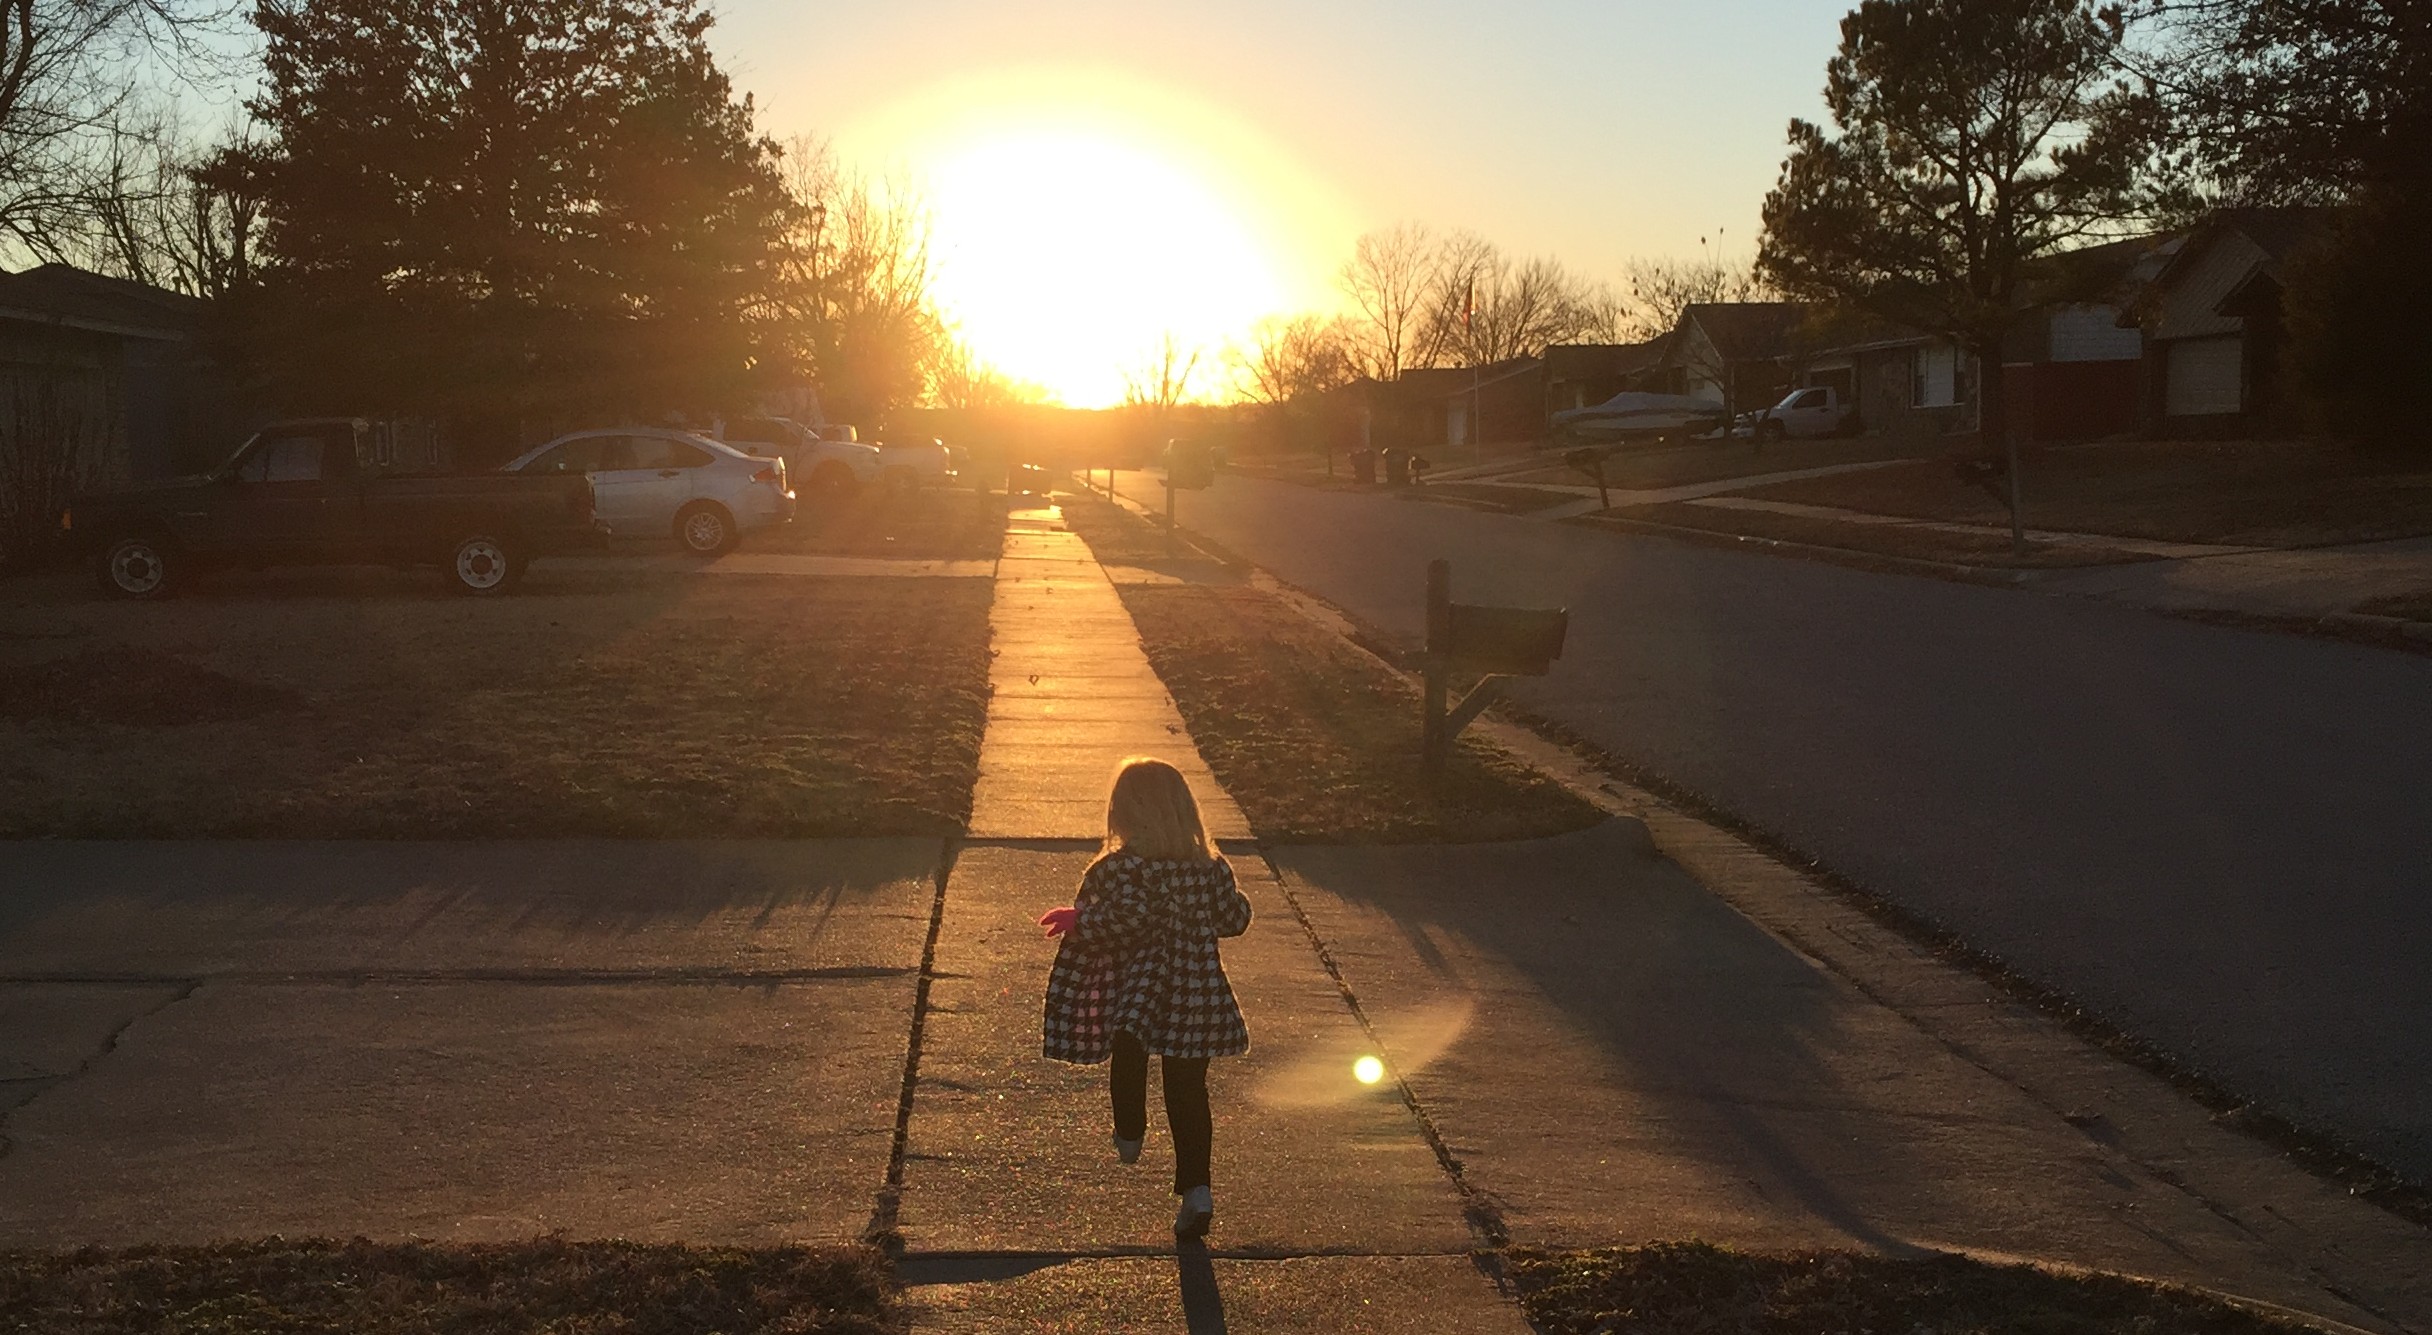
[1102,756,1219,862]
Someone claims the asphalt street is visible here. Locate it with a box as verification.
[1110,470,2432,1180]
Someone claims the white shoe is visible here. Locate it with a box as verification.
[1113,1135,1142,1165]
[1174,1185,1213,1238]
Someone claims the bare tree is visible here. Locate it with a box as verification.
[0,355,120,565]
[776,133,949,421]
[78,108,259,296]
[1121,332,1203,412]
[930,336,1046,410]
[0,0,240,266]
[1229,314,1356,407]
[1337,222,1440,380]
[1620,233,1771,340]
[1421,232,1619,366]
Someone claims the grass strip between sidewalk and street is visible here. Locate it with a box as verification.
[1059,492,1604,843]
[1592,501,2157,568]
[0,1238,903,1335]
[0,571,993,837]
[1743,437,2432,548]
[1505,1242,2321,1335]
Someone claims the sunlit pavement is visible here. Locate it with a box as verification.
[6,498,2428,1332]
[965,505,1248,841]
[1106,468,2432,1188]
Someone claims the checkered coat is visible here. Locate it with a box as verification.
[1042,851,1253,1063]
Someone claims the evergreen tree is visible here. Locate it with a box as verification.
[227,0,797,445]
[1759,0,2162,545]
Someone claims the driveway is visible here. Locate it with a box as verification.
[1114,470,2432,1180]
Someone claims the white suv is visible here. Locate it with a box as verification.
[713,416,882,495]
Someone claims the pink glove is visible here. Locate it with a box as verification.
[1038,906,1080,938]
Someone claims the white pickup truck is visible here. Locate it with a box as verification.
[1737,386,1859,441]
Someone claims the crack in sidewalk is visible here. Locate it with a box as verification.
[0,979,200,1163]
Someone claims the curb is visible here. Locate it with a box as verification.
[1565,512,2046,587]
[2322,609,2432,643]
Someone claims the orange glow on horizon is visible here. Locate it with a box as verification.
[840,69,1358,408]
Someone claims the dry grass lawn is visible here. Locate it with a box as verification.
[0,566,992,837]
[749,484,1008,560]
[1502,431,1946,491]
[1508,1242,2319,1335]
[1746,437,2432,547]
[1061,490,1601,842]
[1055,490,1201,567]
[0,1238,901,1335]
[1597,502,2159,568]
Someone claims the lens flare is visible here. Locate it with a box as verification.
[1353,1055,1385,1085]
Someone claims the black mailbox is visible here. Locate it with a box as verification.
[1421,559,1565,764]
[1165,439,1215,490]
[1438,603,1569,675]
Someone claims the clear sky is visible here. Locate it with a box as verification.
[709,0,1845,405]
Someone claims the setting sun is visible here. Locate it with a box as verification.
[842,71,1356,407]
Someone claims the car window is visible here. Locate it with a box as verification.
[525,439,596,474]
[727,418,782,444]
[664,440,714,468]
[1793,389,1827,410]
[240,434,328,483]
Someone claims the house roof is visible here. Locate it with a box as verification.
[1391,356,1543,401]
[2021,234,2178,306]
[0,264,203,341]
[1543,336,1671,382]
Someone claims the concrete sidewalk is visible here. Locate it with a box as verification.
[0,839,939,1246]
[968,505,1249,841]
[1273,820,2432,1330]
[892,845,1526,1331]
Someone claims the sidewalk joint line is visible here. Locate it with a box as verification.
[865,836,956,1251]
[1261,848,1513,1265]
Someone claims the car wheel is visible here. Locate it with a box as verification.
[675,501,738,556]
[1756,420,1786,443]
[97,534,180,600]
[808,461,857,496]
[881,465,920,494]
[447,533,522,595]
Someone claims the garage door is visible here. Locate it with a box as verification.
[2165,337,2243,417]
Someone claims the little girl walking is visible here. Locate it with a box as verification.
[1039,756,1253,1239]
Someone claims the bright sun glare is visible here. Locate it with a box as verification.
[846,73,1353,408]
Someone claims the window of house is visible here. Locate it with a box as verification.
[1914,343,1957,408]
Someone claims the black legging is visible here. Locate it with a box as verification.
[1110,1030,1212,1194]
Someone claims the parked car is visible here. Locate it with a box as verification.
[875,435,960,490]
[505,427,793,556]
[61,417,607,599]
[711,416,881,495]
[1735,386,1859,441]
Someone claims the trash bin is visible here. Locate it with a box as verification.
[1351,449,1377,485]
[1383,449,1411,487]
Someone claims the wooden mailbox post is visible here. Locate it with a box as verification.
[1422,559,1568,766]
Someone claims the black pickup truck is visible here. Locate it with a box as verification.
[61,418,607,598]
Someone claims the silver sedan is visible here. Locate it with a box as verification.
[506,428,795,555]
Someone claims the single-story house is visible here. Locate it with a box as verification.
[1383,357,1546,451]
[1977,233,2180,443]
[1650,303,1809,418]
[0,265,232,484]
[1542,336,1672,416]
[1791,314,1978,441]
[2121,206,2335,434]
